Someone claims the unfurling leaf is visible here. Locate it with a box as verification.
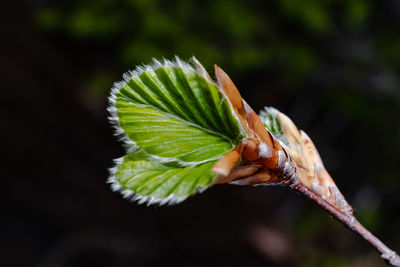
[109,149,217,205]
[108,57,247,204]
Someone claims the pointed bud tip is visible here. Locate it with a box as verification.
[214,65,243,110]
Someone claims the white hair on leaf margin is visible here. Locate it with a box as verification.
[107,57,192,151]
[107,56,225,165]
[107,155,205,206]
[106,56,240,205]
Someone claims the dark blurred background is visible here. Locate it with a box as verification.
[1,0,400,266]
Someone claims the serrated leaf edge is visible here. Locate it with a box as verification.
[108,56,194,153]
[107,156,209,206]
[108,56,245,167]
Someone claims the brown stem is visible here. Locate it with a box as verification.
[290,179,400,266]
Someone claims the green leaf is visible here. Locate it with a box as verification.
[109,58,245,164]
[108,57,246,204]
[109,149,217,205]
[259,107,289,146]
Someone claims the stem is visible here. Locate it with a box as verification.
[290,179,400,267]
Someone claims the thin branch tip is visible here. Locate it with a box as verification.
[290,179,400,267]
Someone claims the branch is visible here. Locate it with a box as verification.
[290,178,400,267]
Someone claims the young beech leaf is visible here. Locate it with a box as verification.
[259,107,288,146]
[108,57,247,204]
[109,149,217,205]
